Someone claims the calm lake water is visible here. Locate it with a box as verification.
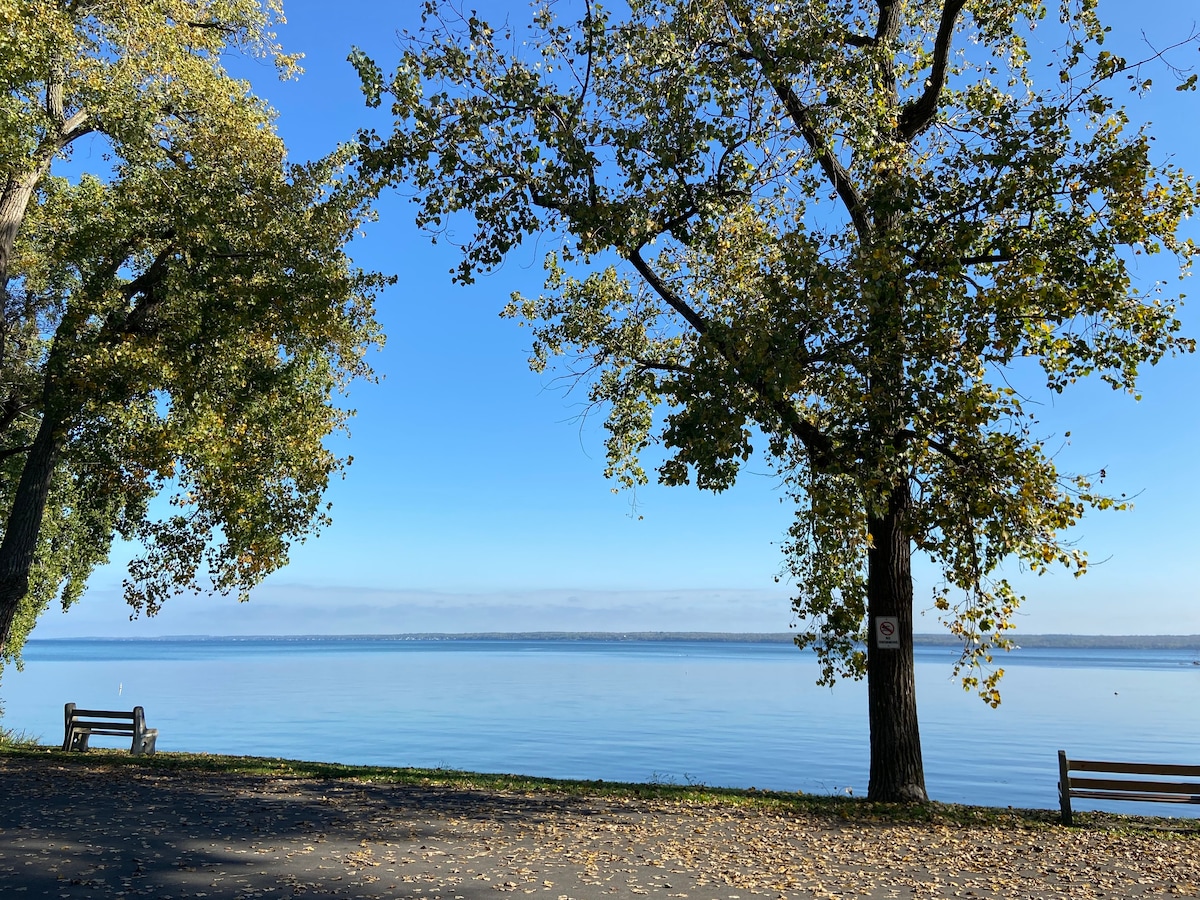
[4,637,1199,817]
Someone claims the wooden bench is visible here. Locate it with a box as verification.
[1057,750,1200,824]
[63,703,158,756]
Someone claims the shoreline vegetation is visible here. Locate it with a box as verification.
[24,631,1200,650]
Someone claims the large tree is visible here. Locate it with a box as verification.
[359,1,1197,800]
[0,0,384,662]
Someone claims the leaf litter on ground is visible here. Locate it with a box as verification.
[1,747,1197,899]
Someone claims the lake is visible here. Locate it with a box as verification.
[3,636,1198,817]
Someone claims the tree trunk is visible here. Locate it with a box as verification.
[1,44,87,372]
[0,409,62,655]
[865,483,927,802]
[0,168,45,368]
[0,169,44,284]
[0,60,82,651]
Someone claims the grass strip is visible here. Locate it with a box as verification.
[3,743,1195,836]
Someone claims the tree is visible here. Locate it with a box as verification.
[0,0,384,664]
[358,1,1197,800]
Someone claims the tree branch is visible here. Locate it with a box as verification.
[116,242,176,336]
[0,395,30,437]
[573,0,596,113]
[898,0,967,140]
[44,42,92,146]
[875,0,902,43]
[628,248,708,335]
[959,253,1014,266]
[0,443,33,463]
[628,246,839,470]
[898,428,963,463]
[61,111,92,144]
[184,21,237,33]
[633,358,693,377]
[728,10,874,240]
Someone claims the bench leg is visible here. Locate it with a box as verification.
[62,702,76,751]
[132,731,157,756]
[1057,750,1073,826]
[131,707,156,756]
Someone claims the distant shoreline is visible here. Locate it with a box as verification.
[25,631,1200,650]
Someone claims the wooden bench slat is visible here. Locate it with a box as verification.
[70,725,134,730]
[1069,776,1200,795]
[70,724,136,732]
[1069,759,1200,777]
[71,709,136,719]
[1071,789,1200,804]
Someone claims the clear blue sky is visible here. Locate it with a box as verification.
[34,1,1200,638]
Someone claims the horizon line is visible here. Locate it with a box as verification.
[23,630,1200,648]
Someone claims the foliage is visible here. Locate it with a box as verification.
[0,0,385,663]
[357,0,1196,708]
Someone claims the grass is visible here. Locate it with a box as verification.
[0,726,41,750]
[2,743,1196,837]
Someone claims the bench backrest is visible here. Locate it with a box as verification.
[1063,756,1200,778]
[65,703,144,724]
[69,708,137,721]
[64,703,148,738]
[1058,750,1200,824]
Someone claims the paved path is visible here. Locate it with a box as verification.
[1,757,1198,898]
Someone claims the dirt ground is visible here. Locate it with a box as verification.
[1,756,1198,899]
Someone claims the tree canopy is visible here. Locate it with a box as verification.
[0,0,385,663]
[360,0,1196,801]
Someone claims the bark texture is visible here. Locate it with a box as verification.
[0,409,62,655]
[865,484,927,802]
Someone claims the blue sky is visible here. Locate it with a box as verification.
[33,1,1200,638]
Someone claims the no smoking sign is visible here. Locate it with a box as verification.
[875,616,900,649]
